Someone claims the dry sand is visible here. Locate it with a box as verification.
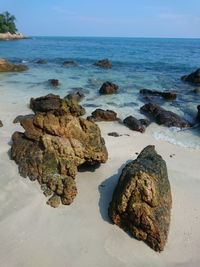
[0,93,200,267]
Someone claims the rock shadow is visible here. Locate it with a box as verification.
[98,160,131,223]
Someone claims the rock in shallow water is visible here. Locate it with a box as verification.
[11,98,108,207]
[0,58,28,72]
[99,81,119,95]
[140,103,191,128]
[181,68,200,85]
[123,116,150,133]
[0,120,3,127]
[94,58,112,69]
[108,145,172,252]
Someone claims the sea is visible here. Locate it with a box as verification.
[0,36,200,149]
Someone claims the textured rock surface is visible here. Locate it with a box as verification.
[30,94,85,116]
[109,145,172,252]
[0,58,28,72]
[123,116,149,133]
[11,101,108,207]
[0,120,3,127]
[181,68,200,84]
[64,91,85,102]
[140,89,177,101]
[141,103,191,128]
[94,59,112,68]
[88,109,118,122]
[99,81,119,95]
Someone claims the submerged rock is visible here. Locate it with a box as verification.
[88,109,118,122]
[11,99,108,207]
[99,81,119,95]
[36,59,47,64]
[140,103,191,128]
[30,94,85,116]
[64,91,85,102]
[109,145,172,252]
[181,68,200,85]
[123,116,150,133]
[140,89,177,101]
[0,120,3,127]
[0,58,28,72]
[48,79,59,87]
[94,59,112,69]
[63,60,77,67]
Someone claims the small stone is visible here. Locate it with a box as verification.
[47,195,61,208]
[108,132,120,137]
[94,59,112,69]
[0,120,3,127]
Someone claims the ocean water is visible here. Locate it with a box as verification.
[0,36,200,148]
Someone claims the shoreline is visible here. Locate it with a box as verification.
[0,32,30,41]
[0,85,199,266]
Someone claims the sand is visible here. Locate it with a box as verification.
[0,92,200,267]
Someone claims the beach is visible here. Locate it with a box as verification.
[0,87,200,267]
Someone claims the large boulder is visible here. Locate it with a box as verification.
[123,116,150,133]
[94,59,112,69]
[99,81,119,95]
[109,145,172,252]
[0,58,28,72]
[140,89,177,101]
[0,120,3,127]
[30,94,85,116]
[11,110,108,207]
[140,103,191,128]
[181,68,200,85]
[87,109,118,122]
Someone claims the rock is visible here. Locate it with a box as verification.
[63,60,77,67]
[140,89,177,101]
[11,107,108,207]
[64,91,85,102]
[108,145,172,252]
[140,103,191,128]
[47,195,61,208]
[193,88,200,95]
[123,116,149,133]
[88,109,118,122]
[13,114,34,124]
[181,68,200,84]
[108,132,120,137]
[94,59,112,69]
[36,59,47,64]
[0,120,3,127]
[30,94,85,116]
[99,81,119,95]
[48,79,59,87]
[0,58,28,72]
[197,105,200,122]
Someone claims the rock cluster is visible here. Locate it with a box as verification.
[181,68,200,85]
[0,58,28,72]
[109,145,172,252]
[141,103,191,128]
[11,94,108,207]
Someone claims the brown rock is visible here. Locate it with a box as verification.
[109,145,172,252]
[99,81,119,95]
[30,94,85,117]
[94,59,112,69]
[0,58,28,72]
[140,103,191,128]
[0,120,3,127]
[88,109,118,122]
[64,91,85,102]
[140,89,177,101]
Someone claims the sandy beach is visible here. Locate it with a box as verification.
[0,90,200,267]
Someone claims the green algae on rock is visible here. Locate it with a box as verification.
[108,145,172,252]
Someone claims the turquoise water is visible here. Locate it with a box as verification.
[0,37,200,148]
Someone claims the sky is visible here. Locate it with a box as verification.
[1,0,200,38]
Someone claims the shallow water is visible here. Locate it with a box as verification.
[0,37,200,148]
